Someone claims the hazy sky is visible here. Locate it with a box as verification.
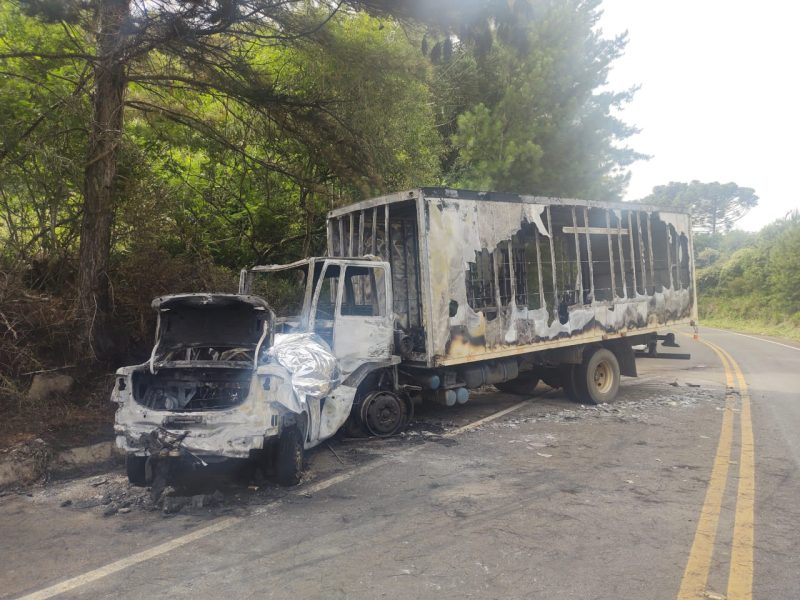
[600,0,800,231]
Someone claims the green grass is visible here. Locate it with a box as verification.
[698,294,800,342]
[699,316,800,342]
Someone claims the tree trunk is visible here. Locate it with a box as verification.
[77,0,130,358]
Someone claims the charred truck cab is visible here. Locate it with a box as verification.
[239,257,408,437]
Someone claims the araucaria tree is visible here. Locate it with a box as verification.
[641,181,759,234]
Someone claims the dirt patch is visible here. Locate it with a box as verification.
[0,385,116,450]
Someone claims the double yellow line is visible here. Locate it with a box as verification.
[677,337,755,600]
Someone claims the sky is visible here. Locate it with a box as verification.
[599,0,800,231]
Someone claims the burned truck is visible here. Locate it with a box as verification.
[115,188,696,486]
[242,189,696,435]
[328,188,697,404]
[324,188,696,373]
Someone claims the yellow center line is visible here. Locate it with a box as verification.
[715,344,755,600]
[676,339,736,600]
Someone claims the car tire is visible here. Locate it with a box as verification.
[126,453,148,486]
[575,348,620,405]
[275,426,304,486]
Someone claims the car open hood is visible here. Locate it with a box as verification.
[150,294,273,368]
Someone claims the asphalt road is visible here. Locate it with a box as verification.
[1,327,798,600]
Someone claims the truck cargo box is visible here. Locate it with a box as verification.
[327,188,697,368]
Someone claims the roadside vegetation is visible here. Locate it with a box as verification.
[639,182,800,341]
[694,214,800,341]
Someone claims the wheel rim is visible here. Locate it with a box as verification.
[592,359,614,394]
[362,392,405,436]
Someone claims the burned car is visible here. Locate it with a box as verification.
[112,293,350,486]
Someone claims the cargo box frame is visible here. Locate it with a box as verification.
[327,188,698,369]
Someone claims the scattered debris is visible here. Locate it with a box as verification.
[326,443,345,465]
[162,495,189,514]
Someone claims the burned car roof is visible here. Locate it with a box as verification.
[152,293,271,311]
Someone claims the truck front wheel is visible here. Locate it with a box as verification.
[275,426,304,486]
[575,348,620,404]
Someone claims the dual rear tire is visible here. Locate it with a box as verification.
[562,347,621,405]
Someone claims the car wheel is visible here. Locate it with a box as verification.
[275,426,304,486]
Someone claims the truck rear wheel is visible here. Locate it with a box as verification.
[560,364,580,402]
[495,374,540,396]
[575,348,620,404]
[275,426,304,486]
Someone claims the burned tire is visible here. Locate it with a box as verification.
[126,453,148,486]
[360,390,408,437]
[275,426,304,486]
[495,374,540,396]
[575,348,620,405]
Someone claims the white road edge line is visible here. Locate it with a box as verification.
[701,326,800,352]
[15,398,533,600]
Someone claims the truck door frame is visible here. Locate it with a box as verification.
[308,259,394,372]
